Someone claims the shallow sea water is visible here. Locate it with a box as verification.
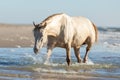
[0,27,120,80]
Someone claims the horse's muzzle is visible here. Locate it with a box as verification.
[34,48,39,54]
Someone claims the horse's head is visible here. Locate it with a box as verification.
[33,22,47,54]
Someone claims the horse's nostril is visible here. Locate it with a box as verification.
[34,48,38,54]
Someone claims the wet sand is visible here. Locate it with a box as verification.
[0,24,34,47]
[0,66,119,80]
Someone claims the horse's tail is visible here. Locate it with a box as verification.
[92,23,98,42]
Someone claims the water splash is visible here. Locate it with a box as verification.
[24,53,47,64]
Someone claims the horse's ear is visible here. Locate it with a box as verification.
[33,21,39,28]
[33,21,36,27]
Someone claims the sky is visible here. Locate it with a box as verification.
[0,0,120,27]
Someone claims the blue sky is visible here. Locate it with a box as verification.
[0,0,120,26]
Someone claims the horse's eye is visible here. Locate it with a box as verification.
[38,27,42,29]
[41,38,43,42]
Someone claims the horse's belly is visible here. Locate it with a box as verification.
[72,40,82,47]
[56,42,66,48]
[72,36,87,47]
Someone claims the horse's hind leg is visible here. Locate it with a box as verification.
[74,47,82,63]
[83,38,92,63]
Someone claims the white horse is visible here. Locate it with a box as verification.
[33,13,98,66]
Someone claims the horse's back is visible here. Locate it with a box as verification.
[71,16,96,46]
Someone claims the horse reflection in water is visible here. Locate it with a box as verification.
[33,13,98,66]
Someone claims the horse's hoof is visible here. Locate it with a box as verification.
[66,58,71,66]
[83,60,87,63]
[78,60,82,63]
[67,63,70,66]
[67,62,71,66]
[44,60,49,65]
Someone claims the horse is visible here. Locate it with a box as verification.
[33,13,98,66]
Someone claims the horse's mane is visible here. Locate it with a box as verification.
[40,13,63,26]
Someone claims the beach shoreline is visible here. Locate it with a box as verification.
[0,24,34,48]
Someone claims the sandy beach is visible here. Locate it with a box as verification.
[0,24,34,47]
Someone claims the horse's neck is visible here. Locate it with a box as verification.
[45,25,60,37]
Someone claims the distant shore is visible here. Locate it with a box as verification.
[0,24,34,47]
[0,23,119,48]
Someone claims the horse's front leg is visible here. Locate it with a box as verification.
[65,43,71,66]
[44,47,53,64]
